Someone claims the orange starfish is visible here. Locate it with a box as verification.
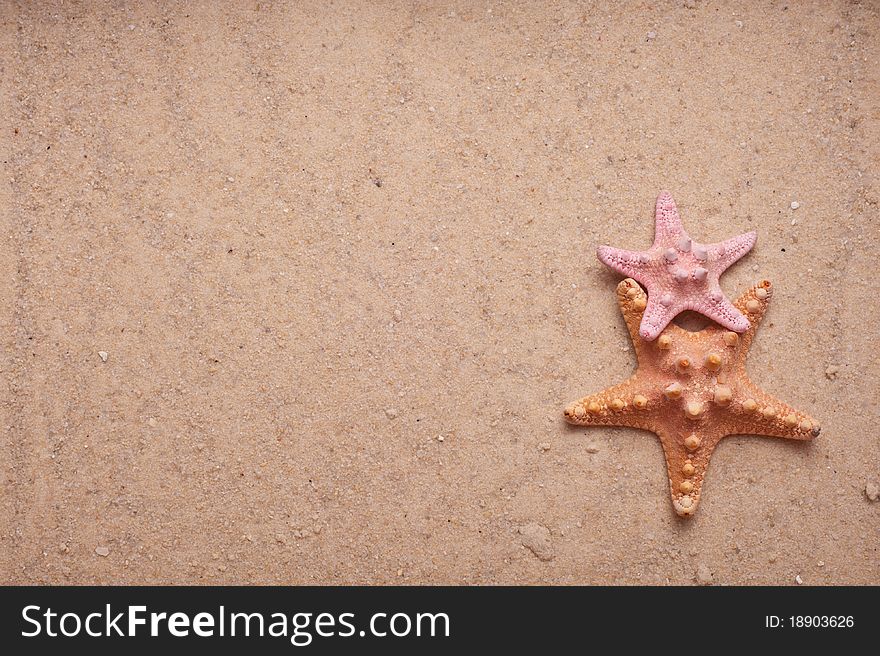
[564,278,820,517]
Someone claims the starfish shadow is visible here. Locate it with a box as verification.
[597,266,626,289]
[672,310,711,332]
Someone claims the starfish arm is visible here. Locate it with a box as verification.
[651,190,685,246]
[729,279,773,353]
[563,376,657,430]
[721,381,821,440]
[596,245,647,279]
[698,288,751,333]
[709,231,757,271]
[658,429,723,517]
[614,278,650,353]
[638,296,676,341]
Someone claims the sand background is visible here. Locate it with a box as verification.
[2,1,878,585]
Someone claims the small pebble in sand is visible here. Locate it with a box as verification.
[795,574,804,585]
[98,351,108,362]
[817,561,825,567]
[538,442,551,452]
[735,20,743,28]
[585,443,599,454]
[695,563,713,585]
[437,434,445,442]
[790,201,800,210]
[95,546,110,557]
[392,309,402,322]
[518,522,553,562]
[865,481,880,502]
[147,417,157,427]
[646,31,656,40]
[825,365,839,380]
[384,407,398,419]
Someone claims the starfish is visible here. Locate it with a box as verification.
[597,191,757,340]
[563,277,820,517]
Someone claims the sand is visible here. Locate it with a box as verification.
[2,1,878,585]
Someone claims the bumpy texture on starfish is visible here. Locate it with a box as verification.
[597,191,757,340]
[564,278,820,517]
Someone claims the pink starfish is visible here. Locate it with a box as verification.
[597,191,756,341]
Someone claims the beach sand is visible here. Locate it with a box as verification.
[2,1,878,585]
